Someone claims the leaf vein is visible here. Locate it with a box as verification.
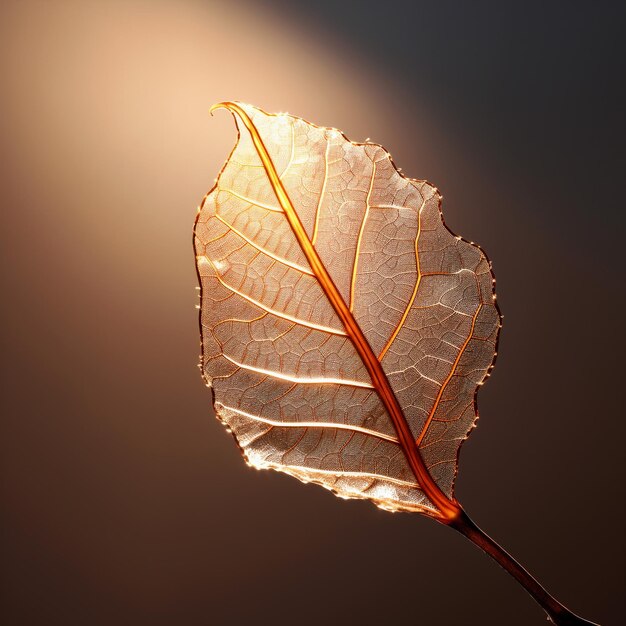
[222,354,374,388]
[204,255,346,336]
[214,213,313,275]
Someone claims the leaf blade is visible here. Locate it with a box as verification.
[195,102,500,518]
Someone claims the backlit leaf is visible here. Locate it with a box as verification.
[192,104,601,626]
[194,102,500,518]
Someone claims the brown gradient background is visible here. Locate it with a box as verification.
[1,1,624,625]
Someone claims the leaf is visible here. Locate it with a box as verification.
[195,101,500,518]
[195,102,500,518]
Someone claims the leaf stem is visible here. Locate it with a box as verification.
[446,508,599,625]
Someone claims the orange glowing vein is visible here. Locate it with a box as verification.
[212,101,459,521]
[378,196,425,361]
[416,304,483,446]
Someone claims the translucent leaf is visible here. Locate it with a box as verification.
[194,103,500,517]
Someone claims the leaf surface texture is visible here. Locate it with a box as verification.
[194,103,500,515]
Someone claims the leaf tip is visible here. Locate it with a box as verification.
[209,101,229,116]
[210,101,246,117]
